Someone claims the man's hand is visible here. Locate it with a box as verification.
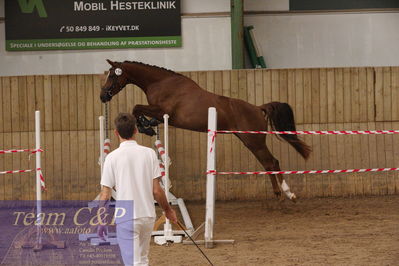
[153,178,179,224]
[165,208,178,224]
[97,225,108,241]
[97,186,112,241]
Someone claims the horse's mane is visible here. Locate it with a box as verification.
[123,60,182,76]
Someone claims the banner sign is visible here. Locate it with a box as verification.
[5,0,181,51]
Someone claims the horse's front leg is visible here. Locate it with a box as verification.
[133,104,165,136]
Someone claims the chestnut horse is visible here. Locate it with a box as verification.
[100,60,311,201]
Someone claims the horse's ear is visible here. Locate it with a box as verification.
[106,59,117,67]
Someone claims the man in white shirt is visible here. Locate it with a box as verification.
[98,113,177,266]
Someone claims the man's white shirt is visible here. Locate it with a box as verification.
[100,140,161,221]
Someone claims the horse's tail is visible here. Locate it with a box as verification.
[259,102,311,160]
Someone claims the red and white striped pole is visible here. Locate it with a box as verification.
[155,139,171,184]
[155,140,171,168]
[104,139,111,157]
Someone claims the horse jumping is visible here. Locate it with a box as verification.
[100,60,311,200]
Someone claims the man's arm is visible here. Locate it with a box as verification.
[99,185,112,222]
[97,185,113,240]
[99,185,112,203]
[153,178,177,223]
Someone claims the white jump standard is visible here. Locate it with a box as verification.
[204,107,399,248]
[80,114,194,246]
[79,115,117,246]
[153,114,195,245]
[204,108,235,248]
[0,111,64,251]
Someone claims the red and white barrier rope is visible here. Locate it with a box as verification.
[207,167,399,175]
[0,168,46,190]
[213,130,399,135]
[0,148,43,154]
[207,128,399,175]
[0,169,37,175]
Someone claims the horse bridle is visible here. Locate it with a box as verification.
[106,67,123,97]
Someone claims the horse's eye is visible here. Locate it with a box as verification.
[115,68,122,76]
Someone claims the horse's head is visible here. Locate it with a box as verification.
[100,59,129,103]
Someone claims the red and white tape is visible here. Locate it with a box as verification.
[207,128,399,176]
[213,130,399,135]
[103,139,111,155]
[0,148,43,154]
[38,169,46,191]
[207,167,399,175]
[0,168,46,190]
[0,169,36,175]
[209,131,217,153]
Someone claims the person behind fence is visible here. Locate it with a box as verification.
[98,113,177,266]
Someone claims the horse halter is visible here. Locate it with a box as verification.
[106,67,123,97]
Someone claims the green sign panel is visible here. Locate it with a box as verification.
[5,0,182,51]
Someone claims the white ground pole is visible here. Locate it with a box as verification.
[205,107,217,248]
[35,111,42,245]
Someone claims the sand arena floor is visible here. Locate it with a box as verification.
[0,195,397,266]
[151,195,399,266]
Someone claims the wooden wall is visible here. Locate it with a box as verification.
[1,67,399,201]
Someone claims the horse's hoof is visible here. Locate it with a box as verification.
[138,115,151,127]
[149,118,160,127]
[143,127,156,136]
[137,125,146,133]
[138,126,156,136]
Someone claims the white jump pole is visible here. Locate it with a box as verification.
[35,110,42,245]
[205,107,217,248]
[99,116,105,175]
[154,114,185,244]
[163,114,172,237]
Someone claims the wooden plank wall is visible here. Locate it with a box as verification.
[1,67,399,201]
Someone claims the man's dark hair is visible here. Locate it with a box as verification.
[114,113,137,139]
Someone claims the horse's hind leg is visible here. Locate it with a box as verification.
[234,134,283,199]
[255,152,296,201]
[271,161,297,202]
